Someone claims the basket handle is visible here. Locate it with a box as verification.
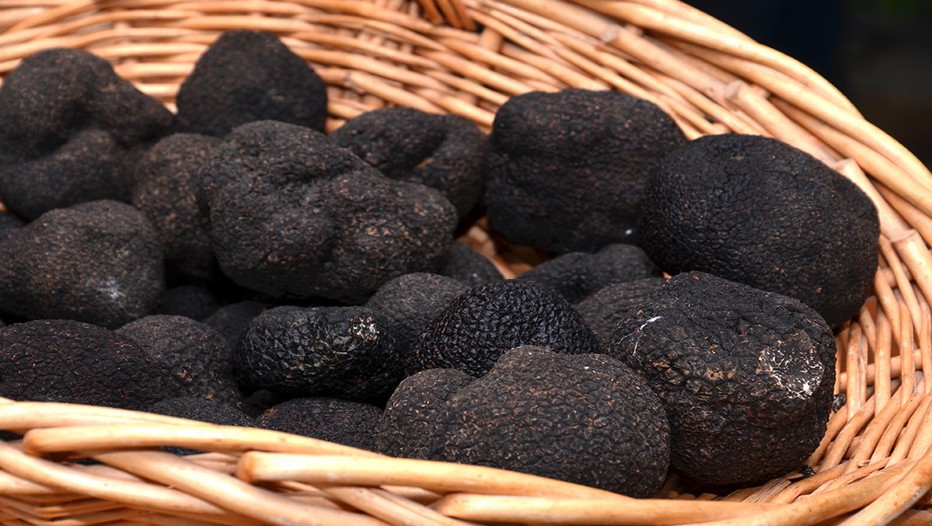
[415,0,477,30]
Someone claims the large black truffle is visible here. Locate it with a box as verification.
[331,107,486,220]
[610,272,836,486]
[484,88,686,253]
[0,48,173,219]
[517,244,661,303]
[378,347,670,497]
[132,133,222,281]
[234,306,403,403]
[0,200,164,329]
[257,397,383,451]
[0,320,182,410]
[204,120,457,303]
[639,134,879,326]
[575,277,664,350]
[437,242,503,287]
[176,30,327,136]
[411,279,600,377]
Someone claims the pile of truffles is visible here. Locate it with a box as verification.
[0,30,881,496]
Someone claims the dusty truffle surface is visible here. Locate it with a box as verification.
[610,271,836,486]
[639,134,879,326]
[258,397,383,451]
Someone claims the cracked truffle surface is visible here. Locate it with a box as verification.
[204,120,457,303]
[610,271,836,486]
[176,30,327,136]
[639,134,879,326]
[258,397,382,451]
[0,200,164,329]
[0,48,173,219]
[485,88,686,253]
[411,279,600,377]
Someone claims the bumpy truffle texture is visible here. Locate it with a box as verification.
[610,272,836,486]
[205,301,267,349]
[117,315,240,404]
[0,200,164,329]
[437,242,503,287]
[0,48,173,220]
[204,120,457,303]
[157,285,221,321]
[132,133,222,281]
[484,89,687,253]
[258,397,383,451]
[575,278,665,350]
[517,244,661,303]
[0,320,183,409]
[235,306,403,403]
[331,107,486,220]
[411,279,601,377]
[365,273,468,362]
[639,134,879,327]
[379,347,670,497]
[176,30,327,136]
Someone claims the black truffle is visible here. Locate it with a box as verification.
[0,212,25,244]
[379,347,670,497]
[484,88,686,253]
[0,200,164,329]
[204,120,457,303]
[411,279,600,377]
[149,396,255,427]
[176,30,327,136]
[331,107,486,220]
[517,244,661,303]
[610,272,836,486]
[117,315,240,404]
[0,48,173,219]
[234,306,403,403]
[0,320,182,410]
[639,134,879,326]
[575,277,665,350]
[257,397,382,451]
[437,242,503,287]
[132,133,222,281]
[204,301,267,349]
[157,285,221,322]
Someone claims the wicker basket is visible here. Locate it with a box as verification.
[1,1,930,524]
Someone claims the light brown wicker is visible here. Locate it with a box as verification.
[0,1,930,524]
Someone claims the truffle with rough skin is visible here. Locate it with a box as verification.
[575,278,664,350]
[378,347,670,497]
[0,48,173,219]
[411,279,600,377]
[0,213,25,244]
[517,244,661,303]
[484,88,687,253]
[204,120,457,303]
[639,134,879,326]
[257,397,383,451]
[0,200,164,329]
[132,133,222,281]
[331,107,486,220]
[157,285,221,322]
[204,301,267,349]
[610,271,836,486]
[176,30,327,136]
[437,242,503,287]
[0,320,182,409]
[235,305,403,403]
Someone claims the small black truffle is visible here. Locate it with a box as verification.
[484,88,687,253]
[437,242,503,287]
[0,200,164,329]
[157,285,221,322]
[639,134,879,326]
[610,272,836,486]
[234,306,403,403]
[204,301,267,349]
[517,244,661,303]
[575,277,664,350]
[0,320,182,410]
[257,397,383,451]
[378,347,670,497]
[0,48,173,219]
[204,120,457,303]
[176,30,327,136]
[331,107,486,220]
[411,279,601,377]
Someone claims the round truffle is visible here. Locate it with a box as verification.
[257,397,383,451]
[610,271,836,486]
[575,277,665,350]
[484,88,686,253]
[176,30,328,136]
[0,200,164,329]
[411,279,601,377]
[638,134,879,326]
[437,242,503,287]
[0,48,173,219]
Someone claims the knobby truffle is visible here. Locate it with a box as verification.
[258,397,383,451]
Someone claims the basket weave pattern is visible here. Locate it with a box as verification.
[0,1,931,525]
